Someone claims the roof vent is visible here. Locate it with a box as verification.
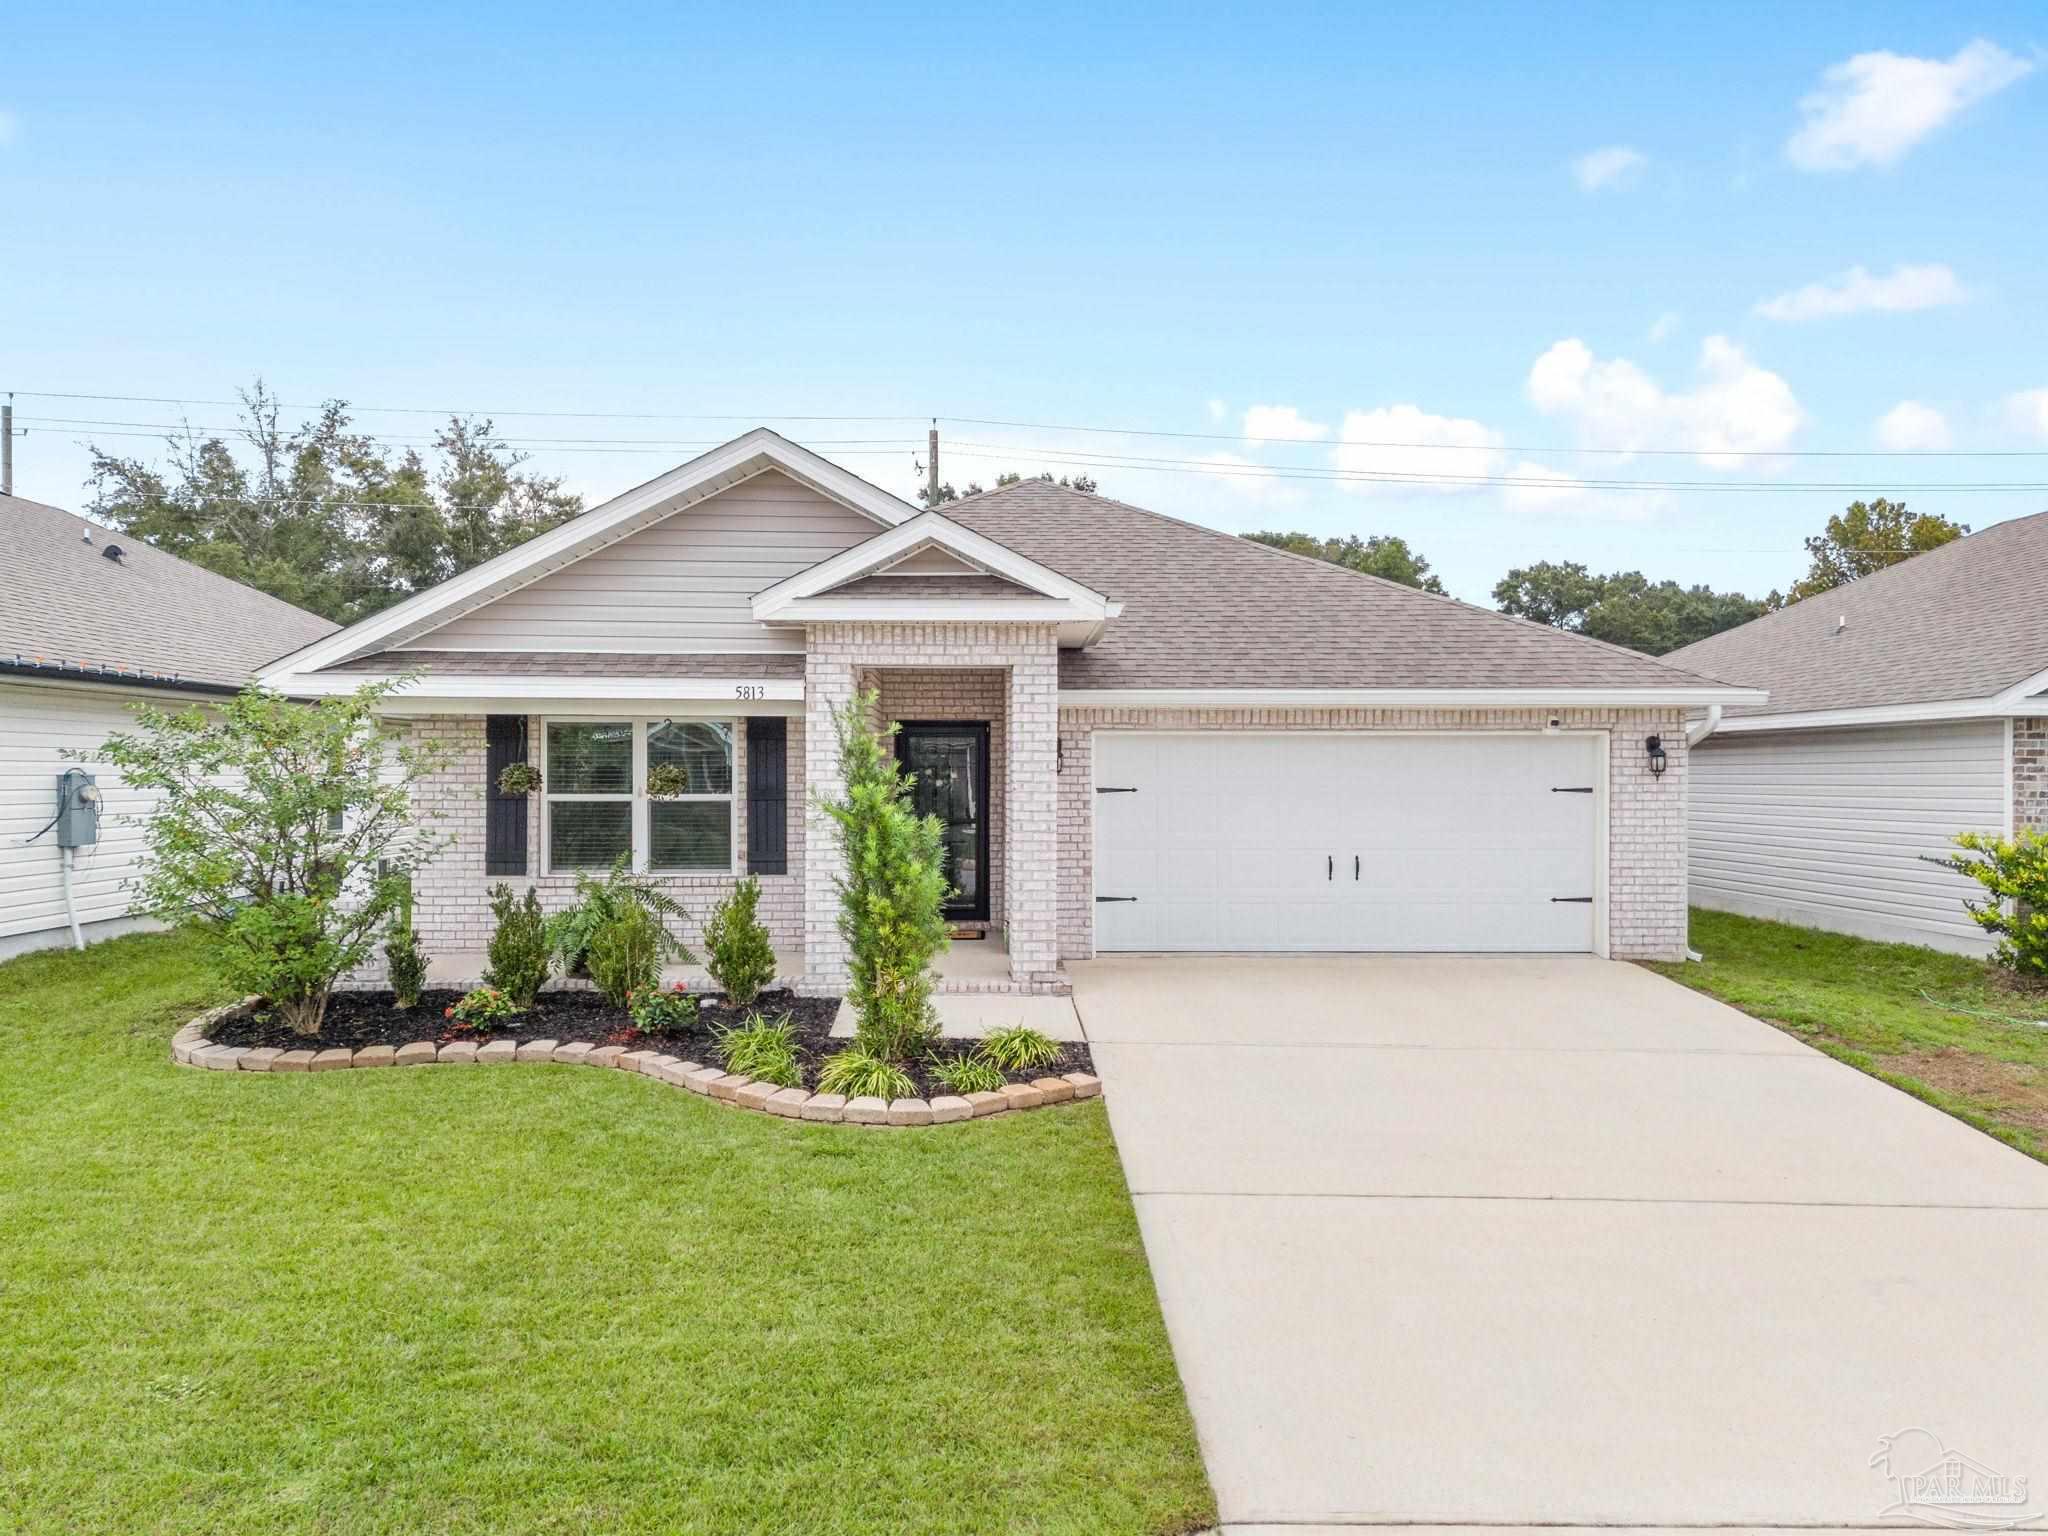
[80,524,92,544]
[1835,614,1848,634]
[102,543,125,563]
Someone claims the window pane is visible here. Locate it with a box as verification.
[648,719,733,796]
[550,801,632,870]
[548,722,632,794]
[651,801,732,871]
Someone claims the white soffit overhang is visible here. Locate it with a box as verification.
[256,428,920,688]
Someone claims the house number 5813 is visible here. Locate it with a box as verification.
[734,684,766,700]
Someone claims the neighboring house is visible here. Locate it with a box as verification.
[1665,511,2048,954]
[257,429,1758,990]
[0,494,338,957]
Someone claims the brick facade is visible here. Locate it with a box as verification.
[2017,717,2047,835]
[804,622,1062,990]
[1055,705,1691,962]
[369,711,806,981]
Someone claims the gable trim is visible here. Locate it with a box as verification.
[258,429,920,686]
[751,510,1116,622]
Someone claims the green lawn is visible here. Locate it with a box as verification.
[0,933,1214,1536]
[1647,907,2048,1162]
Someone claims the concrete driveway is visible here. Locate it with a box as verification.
[1072,954,2048,1534]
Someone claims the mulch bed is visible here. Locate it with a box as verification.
[209,988,1094,1098]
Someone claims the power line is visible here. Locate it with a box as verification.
[4,390,921,425]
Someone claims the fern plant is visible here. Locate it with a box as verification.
[542,854,694,975]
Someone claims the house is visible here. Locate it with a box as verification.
[256,429,1759,990]
[0,493,338,957]
[1665,511,2048,954]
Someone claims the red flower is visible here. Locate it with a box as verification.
[443,1006,454,1019]
[672,981,687,993]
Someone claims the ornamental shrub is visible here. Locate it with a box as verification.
[929,1051,1004,1096]
[484,884,549,1008]
[446,986,519,1032]
[587,902,663,1008]
[703,876,777,1006]
[1941,828,2048,979]
[384,910,428,1011]
[628,981,698,1034]
[815,1046,916,1101]
[817,692,949,1063]
[715,1012,801,1087]
[92,678,446,1036]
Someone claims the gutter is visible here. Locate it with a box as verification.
[1686,704,1723,748]
[0,657,242,698]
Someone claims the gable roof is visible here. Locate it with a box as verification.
[944,479,1749,697]
[1664,510,2048,723]
[261,428,919,684]
[0,493,337,693]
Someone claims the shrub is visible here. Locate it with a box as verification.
[384,916,428,1011]
[543,855,693,976]
[817,692,949,1063]
[587,902,662,1008]
[815,1046,916,1101]
[1941,828,2048,978]
[445,986,519,1033]
[929,1052,1005,1096]
[977,1025,1063,1074]
[629,981,698,1034]
[484,884,549,1008]
[93,678,446,1035]
[715,1012,801,1087]
[703,876,777,1007]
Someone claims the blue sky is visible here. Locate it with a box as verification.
[5,2,2045,602]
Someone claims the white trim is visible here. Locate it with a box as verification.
[258,429,919,685]
[760,598,1104,624]
[1711,695,2040,734]
[1086,728,1612,959]
[1060,686,1766,710]
[1993,664,2048,709]
[751,510,1116,619]
[2006,716,2018,839]
[286,672,802,702]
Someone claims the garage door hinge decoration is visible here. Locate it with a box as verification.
[1095,896,1138,903]
[1551,785,1595,793]
[1095,786,1138,794]
[1551,896,1594,904]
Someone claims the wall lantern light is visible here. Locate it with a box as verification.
[1645,734,1667,777]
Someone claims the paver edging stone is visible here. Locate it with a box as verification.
[168,999,1101,1127]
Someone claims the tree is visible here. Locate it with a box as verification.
[1781,498,1967,605]
[1244,530,1447,593]
[86,381,582,623]
[918,470,1098,506]
[1493,560,1765,655]
[94,680,448,1035]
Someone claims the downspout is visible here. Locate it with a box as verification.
[61,846,84,950]
[1686,703,1723,749]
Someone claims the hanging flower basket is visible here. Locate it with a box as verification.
[645,763,690,799]
[496,762,544,796]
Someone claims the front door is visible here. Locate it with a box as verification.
[896,722,992,921]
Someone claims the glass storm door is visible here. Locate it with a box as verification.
[897,722,991,921]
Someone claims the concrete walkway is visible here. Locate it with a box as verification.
[1072,954,2048,1533]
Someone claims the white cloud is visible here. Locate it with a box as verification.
[1786,40,2033,171]
[1571,145,1648,192]
[1242,404,1329,442]
[1499,460,1663,522]
[1526,335,1805,468]
[1192,450,1305,506]
[2004,389,2048,441]
[1330,405,1504,494]
[1648,311,1681,343]
[1874,400,1952,451]
[1754,262,1967,322]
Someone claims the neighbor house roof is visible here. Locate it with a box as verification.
[0,493,337,693]
[1664,510,2048,722]
[945,480,1743,695]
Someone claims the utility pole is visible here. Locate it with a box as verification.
[927,420,939,506]
[2,395,13,497]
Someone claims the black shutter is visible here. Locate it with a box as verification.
[746,716,787,875]
[485,715,529,877]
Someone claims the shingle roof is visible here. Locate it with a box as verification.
[818,572,1045,600]
[944,481,1736,691]
[0,494,337,691]
[1663,510,2048,717]
[321,650,804,678]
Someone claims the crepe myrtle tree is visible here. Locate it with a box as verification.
[95,678,448,1035]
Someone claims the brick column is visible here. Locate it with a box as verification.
[803,650,859,990]
[2017,719,2047,835]
[1005,645,1061,982]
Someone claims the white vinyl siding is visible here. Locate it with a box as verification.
[1689,721,2009,954]
[0,681,166,945]
[408,470,883,654]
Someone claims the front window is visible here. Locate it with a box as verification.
[544,719,734,874]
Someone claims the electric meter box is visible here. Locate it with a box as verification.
[57,769,101,848]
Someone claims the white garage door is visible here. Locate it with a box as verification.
[1092,732,1603,953]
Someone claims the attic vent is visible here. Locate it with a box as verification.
[1835,615,1847,634]
[102,543,125,563]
